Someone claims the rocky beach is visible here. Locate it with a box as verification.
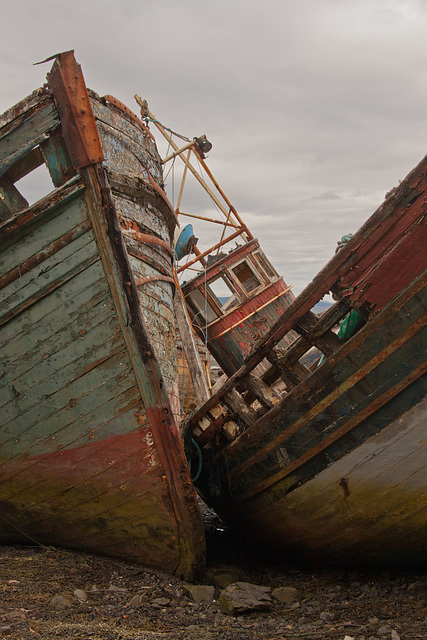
[1,511,426,640]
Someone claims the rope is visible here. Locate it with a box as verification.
[184,373,191,419]
[0,513,50,550]
[172,265,195,422]
[144,115,191,143]
[189,438,203,482]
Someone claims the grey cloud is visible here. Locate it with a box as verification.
[308,191,342,201]
[1,0,426,294]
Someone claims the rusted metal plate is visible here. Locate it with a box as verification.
[47,50,104,169]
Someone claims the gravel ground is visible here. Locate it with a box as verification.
[0,512,426,640]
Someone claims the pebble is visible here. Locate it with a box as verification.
[209,570,241,589]
[49,595,71,610]
[183,584,215,603]
[1,546,426,638]
[320,611,334,621]
[73,588,88,601]
[407,581,427,593]
[108,584,127,593]
[377,625,391,636]
[271,586,300,603]
[152,597,171,605]
[5,611,23,621]
[129,594,142,607]
[219,582,272,615]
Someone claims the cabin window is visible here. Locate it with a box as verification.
[188,289,218,323]
[231,260,262,294]
[208,276,239,312]
[253,249,278,279]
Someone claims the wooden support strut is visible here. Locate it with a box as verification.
[177,228,243,273]
[134,97,253,256]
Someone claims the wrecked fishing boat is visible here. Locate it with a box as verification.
[156,115,426,564]
[0,51,205,579]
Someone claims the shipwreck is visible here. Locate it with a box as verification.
[1,50,426,574]
[0,51,204,579]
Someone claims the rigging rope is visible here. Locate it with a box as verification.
[144,115,191,143]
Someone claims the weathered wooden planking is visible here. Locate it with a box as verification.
[0,290,115,394]
[205,279,295,375]
[109,172,176,238]
[0,405,151,500]
[40,128,76,187]
[222,276,427,471]
[0,53,205,578]
[231,344,426,504]
[284,397,427,515]
[0,237,100,326]
[0,88,48,130]
[90,96,162,184]
[0,225,96,305]
[222,290,427,499]
[124,231,172,276]
[0,101,59,178]
[1,348,136,450]
[335,198,427,315]
[1,389,141,476]
[0,191,89,277]
[0,260,109,355]
[114,194,171,244]
[189,160,427,434]
[241,398,427,563]
[0,433,185,572]
[0,175,28,219]
[0,306,123,410]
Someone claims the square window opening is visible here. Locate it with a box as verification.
[14,160,55,207]
[209,276,239,311]
[232,261,261,294]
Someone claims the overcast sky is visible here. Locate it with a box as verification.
[2,0,427,295]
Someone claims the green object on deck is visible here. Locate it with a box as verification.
[338,309,363,340]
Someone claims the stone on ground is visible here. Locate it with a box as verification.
[272,586,300,603]
[49,595,71,610]
[183,584,215,603]
[219,581,272,615]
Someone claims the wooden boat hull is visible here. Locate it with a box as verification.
[208,280,427,563]
[247,395,427,564]
[189,151,427,565]
[0,52,204,578]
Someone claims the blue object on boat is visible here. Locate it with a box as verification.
[175,224,196,260]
